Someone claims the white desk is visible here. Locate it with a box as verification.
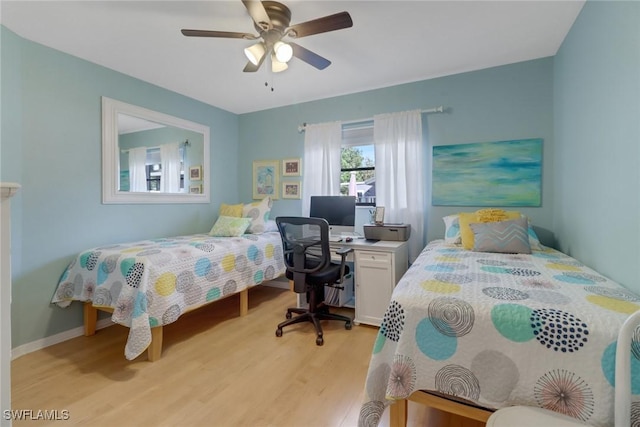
[324,239,409,327]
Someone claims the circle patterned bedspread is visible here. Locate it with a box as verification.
[52,233,285,360]
[359,240,640,427]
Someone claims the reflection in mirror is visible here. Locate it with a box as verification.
[102,97,210,204]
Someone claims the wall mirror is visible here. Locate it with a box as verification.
[102,96,210,204]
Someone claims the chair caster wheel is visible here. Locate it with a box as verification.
[285,312,292,319]
[345,322,352,330]
[276,328,283,337]
[316,336,324,346]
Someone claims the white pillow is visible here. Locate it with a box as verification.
[242,197,272,234]
[526,220,544,251]
[443,214,462,244]
[264,219,278,233]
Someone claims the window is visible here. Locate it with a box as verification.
[144,148,185,192]
[121,146,185,192]
[341,123,375,206]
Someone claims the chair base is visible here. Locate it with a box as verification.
[275,305,352,345]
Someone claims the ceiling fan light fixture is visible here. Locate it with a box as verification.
[271,54,288,73]
[244,42,266,65]
[274,41,293,63]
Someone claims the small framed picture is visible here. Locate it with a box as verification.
[189,166,202,181]
[282,158,301,177]
[282,181,301,199]
[374,206,385,225]
[189,184,202,194]
[253,160,279,200]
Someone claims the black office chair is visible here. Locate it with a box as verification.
[275,216,353,345]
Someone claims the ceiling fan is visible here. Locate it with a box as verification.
[181,0,353,73]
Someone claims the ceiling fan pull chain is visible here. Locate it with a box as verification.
[264,62,275,92]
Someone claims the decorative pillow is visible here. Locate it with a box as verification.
[442,214,462,244]
[219,203,243,218]
[242,197,272,234]
[209,216,251,237]
[459,210,522,250]
[475,208,511,222]
[470,217,531,254]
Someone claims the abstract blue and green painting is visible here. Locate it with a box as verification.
[432,138,542,206]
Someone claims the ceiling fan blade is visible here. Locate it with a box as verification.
[287,12,353,38]
[241,0,271,30]
[290,42,331,70]
[181,29,257,40]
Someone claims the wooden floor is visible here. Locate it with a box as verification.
[12,286,486,427]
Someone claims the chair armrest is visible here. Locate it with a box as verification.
[335,247,354,284]
[335,247,354,257]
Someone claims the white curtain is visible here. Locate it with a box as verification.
[160,142,182,193]
[301,121,342,216]
[128,147,148,192]
[374,110,424,262]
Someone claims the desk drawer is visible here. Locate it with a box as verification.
[355,251,391,266]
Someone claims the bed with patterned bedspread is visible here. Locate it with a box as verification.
[358,239,640,427]
[52,232,285,360]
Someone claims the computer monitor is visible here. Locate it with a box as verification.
[309,195,356,236]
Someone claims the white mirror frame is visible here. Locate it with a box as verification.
[102,97,210,204]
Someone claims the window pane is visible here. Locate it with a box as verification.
[341,145,375,204]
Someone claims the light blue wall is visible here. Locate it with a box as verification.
[238,58,555,244]
[1,26,240,347]
[553,1,640,293]
[3,0,638,350]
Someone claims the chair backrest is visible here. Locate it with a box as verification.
[275,217,332,293]
[615,309,640,427]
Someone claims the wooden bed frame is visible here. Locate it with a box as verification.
[83,288,249,362]
[389,391,493,427]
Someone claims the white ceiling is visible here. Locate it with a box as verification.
[1,1,584,115]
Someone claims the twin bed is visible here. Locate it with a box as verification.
[51,205,639,425]
[358,213,640,427]
[52,231,285,361]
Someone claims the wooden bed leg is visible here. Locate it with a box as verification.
[147,326,163,362]
[83,302,97,336]
[389,399,408,427]
[240,289,248,316]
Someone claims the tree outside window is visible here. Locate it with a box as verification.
[340,145,375,205]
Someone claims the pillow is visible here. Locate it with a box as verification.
[470,217,531,254]
[209,216,251,237]
[264,219,278,233]
[242,197,272,234]
[219,203,243,218]
[523,218,544,251]
[475,208,512,222]
[459,210,522,250]
[443,214,462,244]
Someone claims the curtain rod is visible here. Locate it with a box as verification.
[297,106,446,133]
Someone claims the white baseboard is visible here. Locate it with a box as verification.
[11,318,114,360]
[12,278,290,360]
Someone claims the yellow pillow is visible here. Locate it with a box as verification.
[219,203,243,218]
[459,209,521,249]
